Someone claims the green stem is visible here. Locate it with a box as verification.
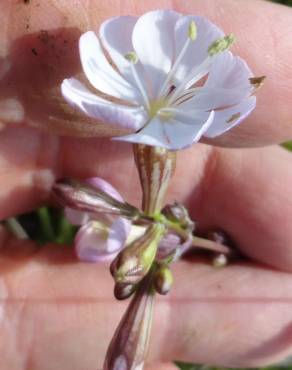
[158,216,231,255]
[6,217,28,240]
[37,207,55,242]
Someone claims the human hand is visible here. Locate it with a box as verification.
[0,0,292,369]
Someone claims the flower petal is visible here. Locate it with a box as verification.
[75,221,110,262]
[99,16,146,90]
[204,96,256,138]
[173,15,224,84]
[65,207,90,225]
[79,31,140,102]
[180,87,251,111]
[100,16,137,71]
[162,110,215,149]
[179,52,254,110]
[86,177,124,202]
[132,10,181,98]
[116,110,214,150]
[75,220,129,262]
[61,78,146,131]
[114,117,168,148]
[108,217,132,254]
[205,51,253,90]
[157,232,181,260]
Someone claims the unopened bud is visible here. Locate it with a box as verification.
[110,224,165,285]
[52,178,140,219]
[208,34,235,56]
[154,265,173,295]
[104,274,154,370]
[162,202,194,231]
[212,253,228,268]
[114,282,136,300]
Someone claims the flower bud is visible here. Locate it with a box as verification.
[52,178,140,219]
[212,253,228,268]
[153,265,173,295]
[162,202,194,231]
[114,282,136,300]
[110,224,164,285]
[103,274,155,370]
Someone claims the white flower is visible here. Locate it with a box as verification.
[61,10,257,150]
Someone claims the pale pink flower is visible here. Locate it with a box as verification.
[62,10,256,150]
[65,177,131,262]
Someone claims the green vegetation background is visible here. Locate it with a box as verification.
[5,0,292,369]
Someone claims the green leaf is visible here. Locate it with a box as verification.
[282,141,292,151]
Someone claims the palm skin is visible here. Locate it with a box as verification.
[0,0,292,369]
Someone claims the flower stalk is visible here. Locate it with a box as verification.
[133,144,176,215]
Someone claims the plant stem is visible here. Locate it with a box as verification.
[6,217,29,240]
[133,144,177,215]
[37,207,55,242]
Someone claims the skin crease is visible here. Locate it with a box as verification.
[0,0,291,369]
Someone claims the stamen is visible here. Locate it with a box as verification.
[208,34,236,56]
[158,20,198,97]
[124,51,139,64]
[124,52,150,109]
[172,87,201,106]
[168,34,236,105]
[188,20,197,41]
[168,57,212,105]
[158,110,174,121]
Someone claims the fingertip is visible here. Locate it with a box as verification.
[145,363,179,370]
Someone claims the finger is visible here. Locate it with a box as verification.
[0,127,292,272]
[0,0,292,146]
[1,238,292,368]
[0,127,139,220]
[183,144,292,271]
[145,363,178,370]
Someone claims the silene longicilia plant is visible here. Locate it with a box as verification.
[52,9,265,370]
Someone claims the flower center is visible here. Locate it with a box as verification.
[148,98,169,119]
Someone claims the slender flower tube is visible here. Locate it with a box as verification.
[133,144,176,215]
[53,178,140,219]
[61,10,259,150]
[103,272,155,370]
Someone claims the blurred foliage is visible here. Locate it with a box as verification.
[282,141,292,151]
[272,0,292,5]
[175,365,292,370]
[17,207,76,245]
